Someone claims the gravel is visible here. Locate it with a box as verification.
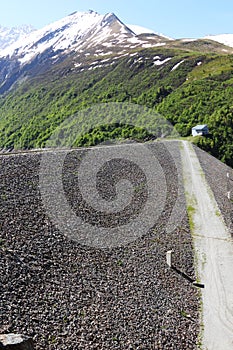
[194,145,233,236]
[0,142,199,349]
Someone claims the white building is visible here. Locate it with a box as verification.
[192,124,209,137]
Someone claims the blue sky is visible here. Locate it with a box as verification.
[1,0,233,38]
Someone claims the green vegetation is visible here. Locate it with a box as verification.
[187,204,196,232]
[0,47,232,166]
[157,73,233,166]
[180,309,190,318]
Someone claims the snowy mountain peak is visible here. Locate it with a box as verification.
[0,10,165,65]
[1,10,233,95]
[0,11,105,62]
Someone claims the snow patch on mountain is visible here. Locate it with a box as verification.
[127,24,173,41]
[171,60,185,71]
[204,34,233,48]
[153,57,171,66]
[0,24,35,50]
[180,38,197,42]
[127,24,155,35]
[0,11,105,62]
[79,12,134,51]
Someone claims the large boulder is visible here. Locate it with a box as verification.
[0,334,34,349]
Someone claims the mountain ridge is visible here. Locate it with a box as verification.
[0,11,170,62]
[1,10,233,95]
[0,10,172,94]
[1,10,233,52]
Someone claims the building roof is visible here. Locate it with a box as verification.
[192,124,208,130]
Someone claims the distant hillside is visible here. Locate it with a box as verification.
[0,11,232,166]
[0,45,232,166]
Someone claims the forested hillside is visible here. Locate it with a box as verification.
[0,46,232,166]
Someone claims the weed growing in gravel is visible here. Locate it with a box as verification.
[197,298,204,350]
[180,309,189,318]
[1,194,7,201]
[187,204,196,231]
[117,260,123,266]
[48,335,57,344]
[112,337,119,342]
[134,181,146,193]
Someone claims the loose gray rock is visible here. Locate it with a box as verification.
[0,143,200,349]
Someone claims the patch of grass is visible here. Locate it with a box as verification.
[187,55,233,82]
[187,204,196,231]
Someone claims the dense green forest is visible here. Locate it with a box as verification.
[0,47,232,166]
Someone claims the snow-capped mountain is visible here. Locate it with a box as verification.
[204,34,233,48]
[0,10,232,94]
[0,24,35,50]
[0,10,169,93]
[0,11,166,65]
[1,11,233,64]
